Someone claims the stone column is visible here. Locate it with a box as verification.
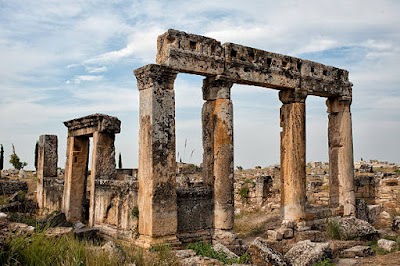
[36,135,58,211]
[202,76,235,243]
[89,131,117,227]
[279,89,307,223]
[327,97,356,216]
[134,64,179,248]
[62,136,89,223]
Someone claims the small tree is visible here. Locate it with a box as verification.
[9,144,27,170]
[0,144,4,170]
[118,152,122,169]
[34,141,38,171]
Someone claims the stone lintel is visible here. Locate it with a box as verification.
[134,64,178,91]
[223,42,301,89]
[202,76,233,101]
[156,29,224,76]
[64,114,121,137]
[156,29,352,97]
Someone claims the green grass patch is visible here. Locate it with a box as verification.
[313,258,334,266]
[326,219,341,240]
[187,241,250,264]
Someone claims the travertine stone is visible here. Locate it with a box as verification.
[134,64,180,247]
[62,136,89,223]
[37,135,58,210]
[89,131,117,227]
[223,42,301,89]
[327,98,356,217]
[279,90,307,222]
[156,29,224,76]
[202,77,234,235]
[157,29,351,97]
[64,113,121,137]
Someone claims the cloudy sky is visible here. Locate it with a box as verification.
[0,0,399,170]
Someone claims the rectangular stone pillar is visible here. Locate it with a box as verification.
[134,64,179,248]
[62,136,89,223]
[279,90,307,223]
[89,131,117,227]
[36,135,58,211]
[327,97,356,216]
[202,77,235,244]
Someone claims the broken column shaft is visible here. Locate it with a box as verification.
[327,97,356,216]
[134,64,180,247]
[279,89,307,223]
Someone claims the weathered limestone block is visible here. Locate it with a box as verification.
[327,98,356,217]
[248,237,288,266]
[156,29,224,76]
[377,239,397,252]
[92,179,137,231]
[62,136,89,223]
[156,29,351,98]
[279,89,307,222]
[285,240,331,266]
[37,135,58,210]
[338,217,378,240]
[177,187,213,238]
[223,42,301,89]
[339,245,373,258]
[134,64,180,247]
[64,113,121,137]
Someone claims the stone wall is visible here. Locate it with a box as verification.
[93,178,138,240]
[234,168,280,213]
[0,179,28,195]
[177,186,213,243]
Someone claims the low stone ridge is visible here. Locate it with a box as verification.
[338,217,379,240]
[285,240,331,266]
[339,245,374,258]
[248,237,288,266]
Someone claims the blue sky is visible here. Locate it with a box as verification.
[0,0,399,169]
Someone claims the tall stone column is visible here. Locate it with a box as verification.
[134,64,179,248]
[62,136,89,223]
[36,135,58,211]
[202,76,235,243]
[327,97,356,216]
[279,89,307,223]
[89,131,117,227]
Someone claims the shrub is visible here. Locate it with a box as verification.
[326,219,341,240]
[239,187,249,200]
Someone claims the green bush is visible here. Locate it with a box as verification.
[326,219,341,240]
[239,187,249,200]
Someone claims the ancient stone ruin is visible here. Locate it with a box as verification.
[36,29,356,249]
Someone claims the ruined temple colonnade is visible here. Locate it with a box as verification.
[134,29,356,246]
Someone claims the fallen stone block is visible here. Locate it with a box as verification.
[340,245,374,258]
[45,227,73,237]
[285,240,331,266]
[377,238,397,252]
[338,217,378,240]
[213,242,239,260]
[74,228,100,241]
[248,237,288,266]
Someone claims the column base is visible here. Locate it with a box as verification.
[212,229,237,246]
[135,235,181,249]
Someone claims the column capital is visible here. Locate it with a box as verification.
[202,75,233,101]
[279,88,307,104]
[326,96,352,113]
[134,64,178,91]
